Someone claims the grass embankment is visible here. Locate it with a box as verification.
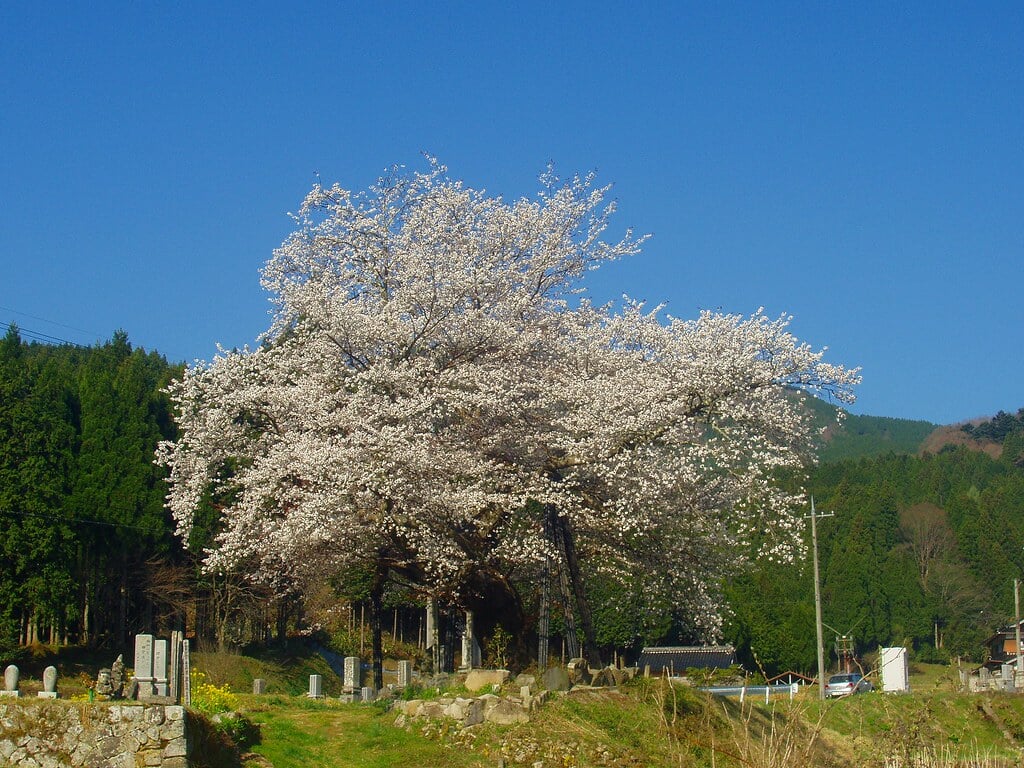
[14,647,1024,767]
[192,642,342,696]
[228,662,1024,768]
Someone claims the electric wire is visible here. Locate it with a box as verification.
[0,305,98,337]
[0,507,169,536]
[1,320,86,347]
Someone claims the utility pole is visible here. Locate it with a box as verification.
[1015,579,1022,679]
[808,497,834,700]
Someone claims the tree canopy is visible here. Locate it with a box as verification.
[159,162,859,681]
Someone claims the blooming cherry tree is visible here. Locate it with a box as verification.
[158,161,859,678]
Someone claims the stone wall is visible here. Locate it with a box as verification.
[0,700,189,768]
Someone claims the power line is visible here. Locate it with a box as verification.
[0,304,98,337]
[1,321,86,348]
[0,507,170,536]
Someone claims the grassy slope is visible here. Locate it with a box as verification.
[22,647,1024,767]
[224,663,1024,768]
[192,642,343,696]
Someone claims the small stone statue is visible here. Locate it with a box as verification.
[110,655,125,698]
[95,668,113,698]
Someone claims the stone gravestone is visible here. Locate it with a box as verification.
[181,639,191,707]
[154,638,170,696]
[361,686,375,702]
[38,666,58,698]
[308,674,323,698]
[1002,664,1015,692]
[397,660,412,688]
[344,657,361,692]
[459,610,482,670]
[253,678,267,695]
[169,630,183,703]
[1,664,20,697]
[134,634,155,699]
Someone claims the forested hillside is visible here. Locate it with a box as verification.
[0,326,182,652]
[803,394,938,462]
[727,421,1024,674]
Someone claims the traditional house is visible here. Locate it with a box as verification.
[636,645,737,676]
[982,620,1024,671]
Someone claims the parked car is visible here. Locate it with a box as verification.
[825,672,873,698]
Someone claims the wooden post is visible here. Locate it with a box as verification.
[807,498,834,701]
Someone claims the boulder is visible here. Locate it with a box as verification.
[443,697,481,724]
[513,673,537,692]
[462,698,484,727]
[464,669,510,692]
[591,666,624,687]
[541,666,571,691]
[484,699,529,725]
[566,658,591,685]
[419,701,446,720]
[399,699,423,717]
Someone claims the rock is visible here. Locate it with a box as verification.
[513,673,537,691]
[419,701,446,720]
[541,667,571,691]
[462,698,484,727]
[464,669,510,692]
[591,666,624,687]
[484,699,529,725]
[528,690,551,711]
[567,658,591,685]
[400,699,423,717]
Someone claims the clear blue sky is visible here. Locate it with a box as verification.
[2,2,1021,425]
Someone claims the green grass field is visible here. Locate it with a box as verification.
[18,647,1024,767]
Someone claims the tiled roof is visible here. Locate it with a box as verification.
[636,645,737,675]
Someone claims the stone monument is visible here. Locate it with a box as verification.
[344,656,361,692]
[95,668,113,698]
[308,674,323,698]
[397,660,412,687]
[1,664,19,697]
[38,666,58,699]
[153,638,170,696]
[134,634,155,699]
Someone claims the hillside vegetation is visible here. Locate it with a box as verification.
[804,395,938,462]
[728,436,1024,672]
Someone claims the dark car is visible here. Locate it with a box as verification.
[824,672,872,698]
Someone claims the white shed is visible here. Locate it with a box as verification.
[880,646,910,693]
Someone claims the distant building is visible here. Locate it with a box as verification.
[766,671,816,686]
[636,645,737,676]
[982,620,1024,671]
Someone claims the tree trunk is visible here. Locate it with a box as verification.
[555,514,601,667]
[428,599,441,673]
[119,553,129,647]
[82,584,91,647]
[370,564,384,690]
[538,556,551,670]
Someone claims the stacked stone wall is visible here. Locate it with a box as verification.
[0,700,189,768]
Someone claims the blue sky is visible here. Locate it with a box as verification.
[2,2,1021,424]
